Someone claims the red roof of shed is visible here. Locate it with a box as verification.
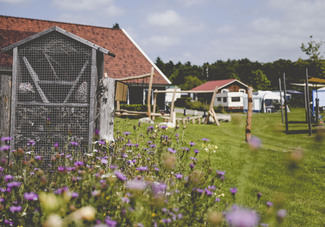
[0,15,170,86]
[191,79,245,91]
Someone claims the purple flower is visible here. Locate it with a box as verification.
[121,197,130,203]
[101,159,108,165]
[7,181,22,188]
[266,201,273,207]
[202,138,210,142]
[160,125,167,129]
[189,157,197,161]
[4,220,14,225]
[0,167,4,172]
[105,218,117,227]
[0,145,10,151]
[154,167,160,171]
[24,192,39,201]
[110,165,117,169]
[248,136,262,150]
[189,141,195,146]
[174,173,183,179]
[27,140,35,146]
[70,141,78,146]
[10,205,22,212]
[162,218,172,223]
[125,180,147,191]
[150,144,156,148]
[74,161,84,166]
[0,197,4,203]
[123,132,131,136]
[4,174,14,182]
[194,149,199,154]
[205,188,213,196]
[147,141,153,144]
[230,187,237,195]
[215,198,221,202]
[277,209,286,219]
[136,166,149,171]
[98,140,106,145]
[196,188,205,194]
[217,171,225,176]
[190,163,195,169]
[152,182,167,198]
[168,148,176,153]
[71,192,79,198]
[225,206,259,227]
[35,155,42,161]
[58,166,65,172]
[1,137,12,141]
[54,142,59,148]
[114,171,127,181]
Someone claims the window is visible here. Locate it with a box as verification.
[231,97,240,102]
[221,89,229,93]
[239,89,246,93]
[223,97,227,102]
[217,97,221,101]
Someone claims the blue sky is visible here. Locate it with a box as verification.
[1,0,325,65]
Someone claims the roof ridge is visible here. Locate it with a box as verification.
[0,14,118,31]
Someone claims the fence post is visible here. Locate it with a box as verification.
[245,87,253,142]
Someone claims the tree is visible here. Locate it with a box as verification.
[112,23,120,29]
[180,75,205,90]
[251,70,271,90]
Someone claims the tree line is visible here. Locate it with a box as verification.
[155,37,325,91]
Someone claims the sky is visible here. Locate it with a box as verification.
[1,0,325,65]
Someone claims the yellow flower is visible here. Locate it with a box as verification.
[152,213,156,217]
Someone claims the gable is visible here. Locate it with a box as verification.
[0,15,170,85]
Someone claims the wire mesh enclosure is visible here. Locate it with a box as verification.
[2,27,114,162]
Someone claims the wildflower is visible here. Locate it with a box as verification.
[4,174,14,182]
[248,136,262,150]
[174,173,183,179]
[110,165,117,169]
[136,166,149,171]
[4,220,14,225]
[24,192,39,201]
[122,197,130,203]
[205,188,213,196]
[154,167,160,171]
[7,181,22,188]
[277,209,286,219]
[98,140,106,145]
[217,170,225,176]
[70,141,78,146]
[194,149,199,154]
[0,167,4,172]
[1,137,12,141]
[71,192,79,198]
[189,141,195,146]
[35,155,42,161]
[230,187,237,195]
[74,161,84,166]
[168,148,176,153]
[0,145,10,151]
[123,132,131,136]
[10,205,22,212]
[147,141,153,144]
[125,180,147,191]
[215,198,221,202]
[202,138,210,142]
[190,163,195,169]
[101,159,108,165]
[106,217,117,227]
[196,188,205,194]
[58,166,65,172]
[225,206,259,227]
[266,201,273,207]
[27,140,35,146]
[114,171,127,181]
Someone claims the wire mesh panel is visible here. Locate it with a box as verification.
[13,31,92,160]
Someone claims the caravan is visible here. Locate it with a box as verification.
[243,91,285,113]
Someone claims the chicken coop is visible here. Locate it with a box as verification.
[2,26,115,158]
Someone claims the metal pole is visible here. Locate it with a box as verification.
[304,85,308,122]
[283,73,288,134]
[279,78,284,123]
[306,68,312,135]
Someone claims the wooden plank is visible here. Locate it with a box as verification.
[64,59,89,103]
[23,56,50,103]
[152,90,158,121]
[116,73,151,81]
[99,77,115,142]
[43,52,59,80]
[88,49,97,152]
[115,81,128,101]
[169,86,177,123]
[245,87,253,142]
[16,102,89,107]
[154,90,216,94]
[38,80,75,85]
[10,47,18,150]
[0,75,11,141]
[147,67,154,118]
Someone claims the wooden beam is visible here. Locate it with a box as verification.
[154,90,216,94]
[245,87,253,142]
[152,89,158,121]
[88,48,97,151]
[147,67,154,118]
[10,47,18,150]
[169,86,177,123]
[116,73,151,82]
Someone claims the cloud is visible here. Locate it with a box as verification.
[215,25,237,35]
[52,0,124,16]
[147,10,183,27]
[143,36,180,47]
[176,0,208,7]
[0,0,31,3]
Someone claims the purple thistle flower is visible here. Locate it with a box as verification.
[136,166,149,171]
[0,167,4,172]
[95,129,100,135]
[27,140,35,146]
[105,218,117,227]
[266,201,273,207]
[168,148,176,153]
[110,165,117,169]
[154,167,160,171]
[35,155,42,161]
[150,144,156,148]
[277,209,286,219]
[114,171,127,181]
[202,138,210,142]
[175,173,183,179]
[4,220,14,225]
[24,192,39,201]
[1,137,12,141]
[123,132,131,136]
[217,170,225,176]
[205,188,213,196]
[125,179,147,191]
[248,136,262,150]
[58,166,65,172]
[147,141,153,144]
[225,206,259,227]
[0,145,10,151]
[230,187,237,195]
[4,174,14,182]
[162,218,172,223]
[71,192,79,198]
[189,141,195,146]
[101,159,108,165]
[160,125,167,129]
[189,157,197,161]
[215,198,221,202]
[98,140,106,145]
[9,205,22,212]
[196,188,205,194]
[74,161,84,166]
[121,197,130,203]
[70,141,78,146]
[7,181,22,188]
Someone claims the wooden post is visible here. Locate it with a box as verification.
[152,90,158,120]
[116,100,120,111]
[279,78,284,123]
[99,77,115,142]
[147,67,154,118]
[306,69,312,135]
[0,74,11,140]
[245,87,253,142]
[283,73,288,134]
[89,48,98,151]
[169,86,177,123]
[304,85,308,122]
[205,86,220,125]
[10,47,19,150]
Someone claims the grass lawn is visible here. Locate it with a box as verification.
[114,108,325,226]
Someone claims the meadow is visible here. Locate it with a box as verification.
[0,108,324,226]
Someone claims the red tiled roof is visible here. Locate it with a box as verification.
[0,15,170,85]
[191,79,239,91]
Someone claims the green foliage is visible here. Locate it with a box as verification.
[180,75,205,90]
[251,69,271,90]
[120,104,148,112]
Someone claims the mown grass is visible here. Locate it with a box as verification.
[114,108,325,226]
